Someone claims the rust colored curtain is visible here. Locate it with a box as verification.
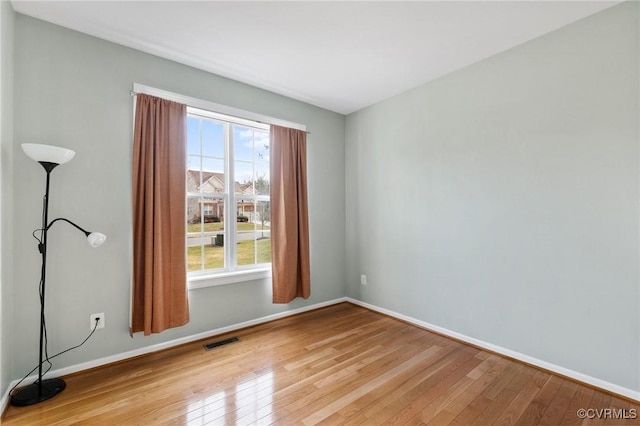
[131,94,189,335]
[270,125,311,303]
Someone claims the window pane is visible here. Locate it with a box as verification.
[203,245,224,270]
[202,120,224,158]
[255,201,271,263]
[202,198,225,229]
[187,198,225,272]
[187,206,203,272]
[257,235,271,264]
[256,200,271,264]
[254,165,270,195]
[237,203,255,267]
[200,162,225,194]
[236,199,254,222]
[256,200,270,233]
[187,245,203,272]
[233,125,253,162]
[187,117,201,155]
[187,155,201,175]
[186,197,202,226]
[237,231,256,266]
[234,161,253,191]
[255,131,270,165]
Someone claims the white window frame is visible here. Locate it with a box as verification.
[132,84,306,289]
[187,107,272,287]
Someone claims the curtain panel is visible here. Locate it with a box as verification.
[131,94,189,335]
[270,125,311,303]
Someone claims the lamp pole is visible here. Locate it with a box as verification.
[11,162,67,406]
[37,164,65,400]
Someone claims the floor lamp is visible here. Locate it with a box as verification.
[10,143,107,407]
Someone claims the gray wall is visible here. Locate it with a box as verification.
[346,2,639,392]
[0,0,15,399]
[10,15,345,379]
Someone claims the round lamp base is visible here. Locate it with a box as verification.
[10,378,66,406]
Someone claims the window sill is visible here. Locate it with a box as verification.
[188,267,272,289]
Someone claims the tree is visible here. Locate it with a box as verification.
[254,174,270,196]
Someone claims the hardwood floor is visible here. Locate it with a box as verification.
[3,303,639,425]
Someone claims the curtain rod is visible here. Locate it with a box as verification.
[130,90,311,135]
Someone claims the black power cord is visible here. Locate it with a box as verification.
[9,317,100,396]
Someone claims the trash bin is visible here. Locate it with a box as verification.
[214,234,224,247]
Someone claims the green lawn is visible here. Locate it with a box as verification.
[188,238,271,271]
[187,221,269,233]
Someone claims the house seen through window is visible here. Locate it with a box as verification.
[187,107,271,275]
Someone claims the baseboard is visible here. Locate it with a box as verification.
[0,297,349,414]
[346,298,640,402]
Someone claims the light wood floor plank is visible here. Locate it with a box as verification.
[539,380,580,425]
[515,374,563,426]
[3,302,638,425]
[386,349,484,424]
[559,383,595,426]
[339,345,466,424]
[470,365,536,425]
[426,356,509,425]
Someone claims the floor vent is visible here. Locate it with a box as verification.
[203,336,240,351]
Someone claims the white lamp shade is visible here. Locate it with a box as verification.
[87,232,107,248]
[22,143,75,165]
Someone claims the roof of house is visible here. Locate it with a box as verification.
[187,170,254,195]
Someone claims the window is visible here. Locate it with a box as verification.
[186,107,271,284]
[202,205,214,215]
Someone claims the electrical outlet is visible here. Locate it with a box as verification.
[360,274,367,285]
[90,313,105,330]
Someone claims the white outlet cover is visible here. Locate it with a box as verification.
[90,313,105,330]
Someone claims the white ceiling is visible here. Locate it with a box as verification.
[11,1,619,115]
